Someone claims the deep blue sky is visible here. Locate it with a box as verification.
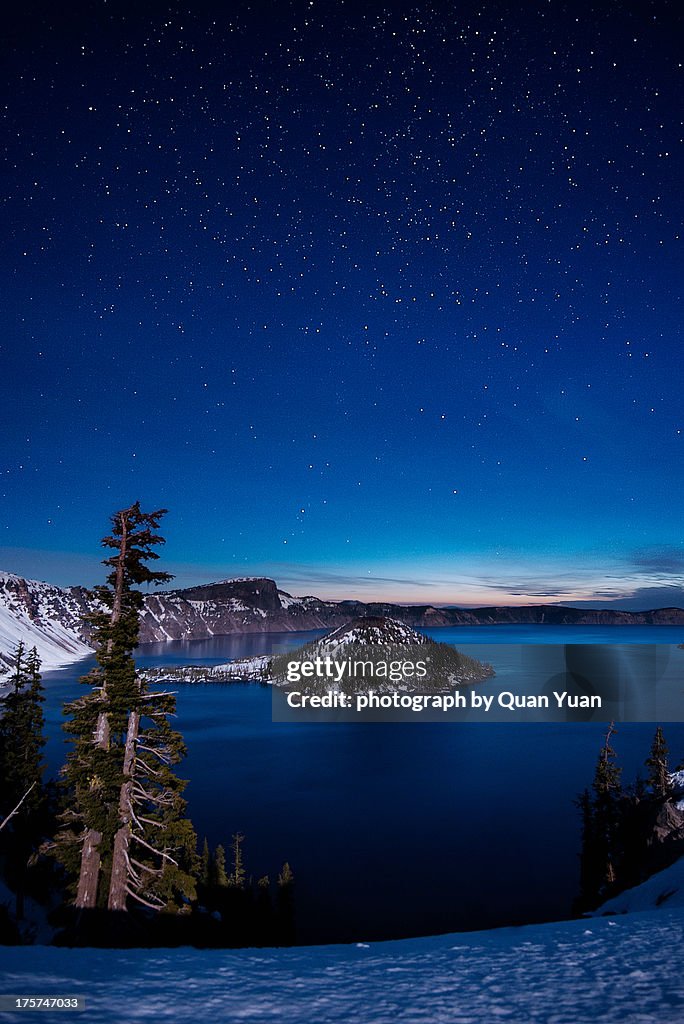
[1,0,682,606]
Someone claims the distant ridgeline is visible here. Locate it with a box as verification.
[1,572,684,671]
[142,616,494,691]
[135,579,684,639]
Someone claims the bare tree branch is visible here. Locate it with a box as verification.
[0,782,36,832]
[131,833,179,865]
[130,857,163,876]
[125,886,166,911]
[135,815,165,828]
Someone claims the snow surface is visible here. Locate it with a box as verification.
[0,598,92,671]
[322,617,428,652]
[593,853,684,915]
[212,577,268,586]
[1,909,683,1023]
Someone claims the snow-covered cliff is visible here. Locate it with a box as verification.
[0,573,93,671]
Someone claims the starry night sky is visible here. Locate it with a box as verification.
[1,0,682,606]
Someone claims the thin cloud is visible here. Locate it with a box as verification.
[557,585,684,611]
[630,546,684,575]
[165,561,436,593]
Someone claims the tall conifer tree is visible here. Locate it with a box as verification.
[0,643,46,827]
[645,726,672,799]
[592,721,622,890]
[229,832,246,889]
[57,503,197,919]
[0,644,47,918]
[577,722,624,908]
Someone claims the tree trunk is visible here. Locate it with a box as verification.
[110,509,130,627]
[94,711,110,747]
[75,704,108,909]
[75,829,103,909]
[107,710,139,912]
[74,508,132,910]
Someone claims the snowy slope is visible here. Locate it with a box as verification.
[320,615,430,651]
[593,855,684,915]
[1,909,683,1023]
[0,574,93,671]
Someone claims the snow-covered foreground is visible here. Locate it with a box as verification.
[1,908,683,1023]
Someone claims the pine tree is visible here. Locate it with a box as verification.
[577,726,684,913]
[200,838,211,888]
[645,726,672,799]
[229,832,247,889]
[593,722,622,890]
[0,643,46,826]
[576,723,625,910]
[56,503,197,921]
[277,861,294,889]
[593,722,622,796]
[0,644,47,919]
[212,844,228,888]
[276,861,295,943]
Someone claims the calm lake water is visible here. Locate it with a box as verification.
[40,626,684,943]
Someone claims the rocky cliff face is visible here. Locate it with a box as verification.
[137,584,684,642]
[138,578,350,641]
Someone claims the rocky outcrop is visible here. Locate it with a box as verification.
[652,801,684,848]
